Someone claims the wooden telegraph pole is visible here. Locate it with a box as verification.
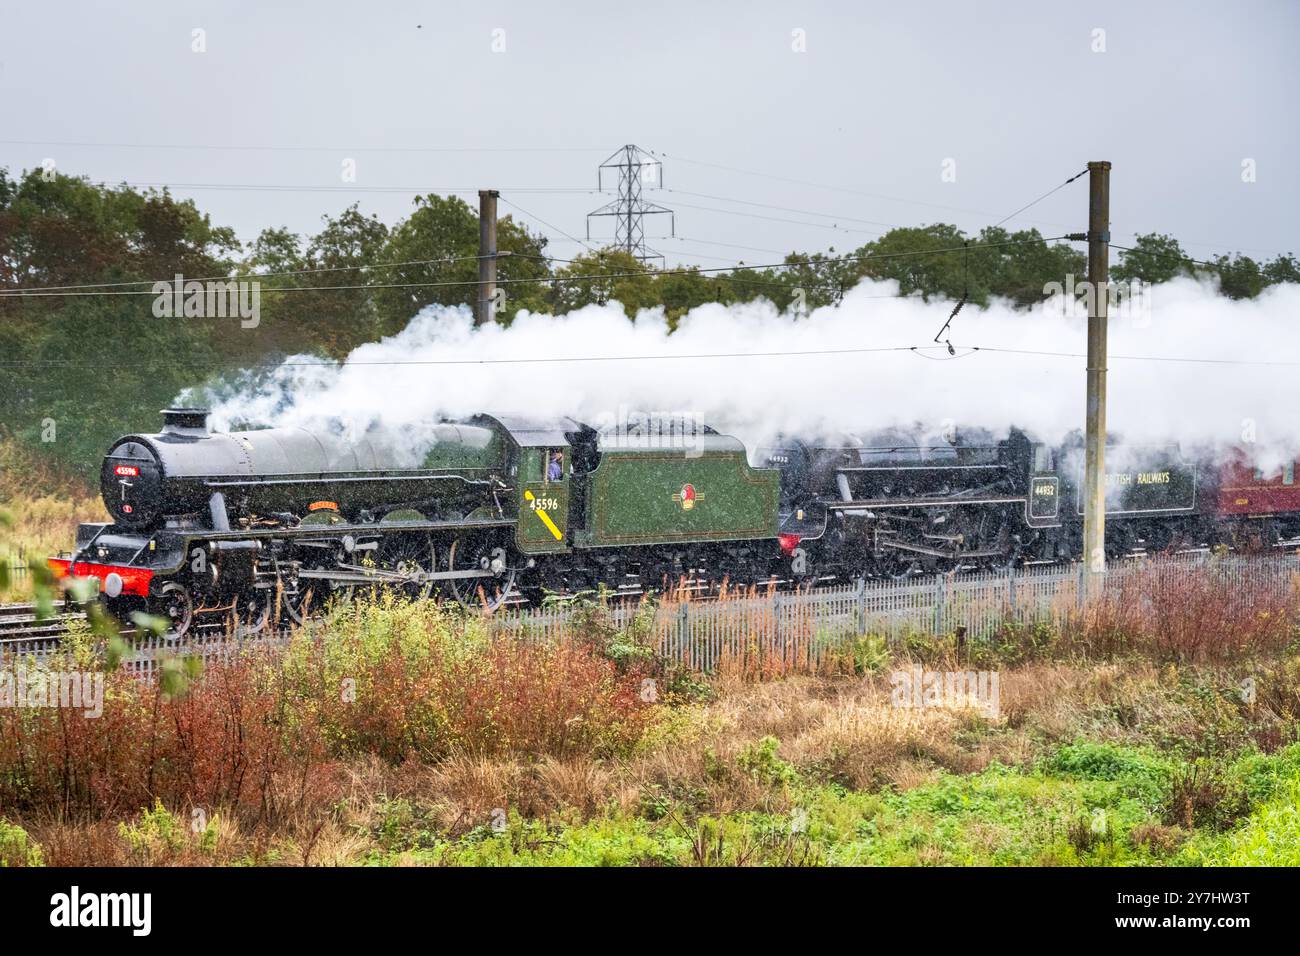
[1082,161,1111,594]
[477,189,499,326]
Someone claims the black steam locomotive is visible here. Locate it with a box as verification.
[759,427,1199,579]
[51,406,1244,637]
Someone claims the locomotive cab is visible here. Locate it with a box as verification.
[471,415,580,555]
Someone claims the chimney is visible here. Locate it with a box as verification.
[160,408,211,438]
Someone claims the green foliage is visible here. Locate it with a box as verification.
[128,611,169,637]
[1227,743,1300,804]
[736,736,798,786]
[564,591,657,668]
[549,249,659,317]
[281,595,661,762]
[1112,233,1299,298]
[243,205,392,355]
[1211,252,1270,300]
[1181,780,1300,865]
[196,814,220,855]
[971,620,1057,667]
[848,633,892,674]
[158,654,204,699]
[387,740,1300,867]
[118,800,186,861]
[0,169,240,479]
[1163,759,1250,830]
[1112,232,1192,284]
[0,818,44,866]
[1263,254,1300,285]
[1045,741,1173,783]
[372,194,551,333]
[425,811,686,867]
[1044,742,1174,809]
[556,591,709,701]
[369,797,441,853]
[116,800,220,861]
[6,294,219,476]
[900,627,951,662]
[402,741,1300,867]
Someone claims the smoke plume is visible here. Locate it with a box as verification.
[186,275,1300,471]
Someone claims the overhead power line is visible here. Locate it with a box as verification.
[0,344,935,370]
[665,189,901,231]
[5,340,1298,372]
[0,235,1070,298]
[666,199,886,237]
[109,180,590,195]
[0,235,830,296]
[658,150,1019,221]
[0,252,527,293]
[666,236,794,257]
[990,169,1089,229]
[499,196,597,254]
[1109,243,1295,272]
[657,151,1296,259]
[0,139,608,153]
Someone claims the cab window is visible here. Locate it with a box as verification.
[545,449,564,482]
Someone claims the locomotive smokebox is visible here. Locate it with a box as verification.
[160,408,211,438]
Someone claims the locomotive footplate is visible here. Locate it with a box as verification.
[169,516,515,543]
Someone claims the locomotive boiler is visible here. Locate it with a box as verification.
[102,409,503,530]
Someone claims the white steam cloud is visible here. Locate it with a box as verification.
[188,275,1300,470]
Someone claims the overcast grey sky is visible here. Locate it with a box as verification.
[1,0,1295,267]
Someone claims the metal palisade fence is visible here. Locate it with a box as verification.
[4,552,1299,676]
[491,551,1300,671]
[4,545,27,581]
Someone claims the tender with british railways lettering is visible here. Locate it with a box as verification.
[48,408,1295,636]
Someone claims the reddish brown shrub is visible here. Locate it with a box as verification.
[1067,562,1298,663]
[0,603,659,824]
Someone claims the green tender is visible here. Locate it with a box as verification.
[584,449,779,548]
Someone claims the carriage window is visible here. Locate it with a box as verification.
[1286,463,1295,486]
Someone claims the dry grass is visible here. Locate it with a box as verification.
[0,439,106,601]
[359,660,1215,832]
[1130,822,1188,855]
[384,656,1282,828]
[672,671,1039,792]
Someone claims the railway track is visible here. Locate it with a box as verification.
[1,542,1282,651]
[0,573,817,647]
[0,600,84,644]
[0,601,255,653]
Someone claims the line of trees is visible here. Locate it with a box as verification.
[1,166,1296,477]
